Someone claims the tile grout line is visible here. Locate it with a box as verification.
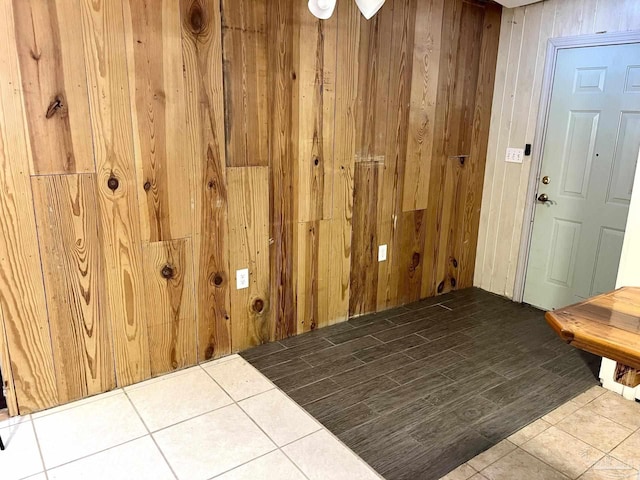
[121,388,180,480]
[29,417,50,480]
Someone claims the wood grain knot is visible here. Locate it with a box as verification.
[205,344,215,360]
[207,180,215,190]
[143,181,151,192]
[252,298,265,313]
[452,258,458,268]
[291,71,297,80]
[450,277,457,288]
[411,252,420,269]
[160,264,175,279]
[437,281,445,293]
[107,176,119,191]
[314,157,320,166]
[188,2,205,33]
[45,96,63,119]
[212,273,224,287]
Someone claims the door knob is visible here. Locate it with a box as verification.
[537,193,549,203]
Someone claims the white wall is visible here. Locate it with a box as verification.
[474,0,640,298]
[600,150,640,400]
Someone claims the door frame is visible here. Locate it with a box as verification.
[513,30,640,303]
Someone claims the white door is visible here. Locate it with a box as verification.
[524,43,640,310]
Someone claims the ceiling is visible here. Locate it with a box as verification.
[492,0,543,7]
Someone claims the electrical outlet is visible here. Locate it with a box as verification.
[505,147,524,164]
[378,244,387,262]
[236,268,249,290]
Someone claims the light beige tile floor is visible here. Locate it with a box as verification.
[441,386,640,480]
[0,354,381,480]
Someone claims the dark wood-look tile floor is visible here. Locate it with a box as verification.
[241,288,601,480]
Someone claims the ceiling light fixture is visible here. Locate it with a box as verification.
[355,0,385,19]
[308,0,337,19]
[308,0,386,20]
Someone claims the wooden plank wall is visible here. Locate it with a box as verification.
[0,0,501,414]
[475,0,640,300]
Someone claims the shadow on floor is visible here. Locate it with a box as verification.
[242,288,600,480]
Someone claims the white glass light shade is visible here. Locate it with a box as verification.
[308,0,337,19]
[355,0,385,19]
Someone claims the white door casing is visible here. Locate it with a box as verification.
[523,42,640,310]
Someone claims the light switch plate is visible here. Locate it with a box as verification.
[378,244,387,262]
[505,147,524,164]
[236,268,249,290]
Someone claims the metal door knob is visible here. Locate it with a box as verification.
[538,193,549,203]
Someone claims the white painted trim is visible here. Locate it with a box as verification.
[513,30,640,303]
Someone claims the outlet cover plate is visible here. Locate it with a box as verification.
[378,244,387,262]
[236,268,249,290]
[505,147,524,164]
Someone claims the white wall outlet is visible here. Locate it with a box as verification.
[378,244,388,262]
[236,268,249,290]
[505,147,524,164]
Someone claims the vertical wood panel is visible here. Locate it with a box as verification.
[402,0,444,212]
[350,163,383,316]
[355,3,393,163]
[0,305,19,415]
[397,210,427,304]
[297,10,337,222]
[377,0,418,311]
[0,2,58,413]
[228,167,271,351]
[221,0,268,167]
[12,0,94,175]
[80,0,150,386]
[180,0,232,361]
[296,220,331,333]
[328,0,360,324]
[32,174,114,404]
[459,3,502,289]
[269,0,298,340]
[142,239,196,376]
[124,0,191,242]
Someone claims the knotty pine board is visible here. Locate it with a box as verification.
[221,0,268,167]
[123,0,191,242]
[354,2,393,164]
[80,0,150,386]
[375,0,418,311]
[0,2,58,413]
[0,305,18,415]
[268,0,298,340]
[296,220,332,333]
[327,0,360,324]
[12,0,95,175]
[297,8,337,222]
[227,167,272,351]
[402,0,444,212]
[32,174,115,404]
[142,239,196,376]
[350,162,383,316]
[180,0,232,361]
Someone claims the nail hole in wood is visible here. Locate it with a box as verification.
[107,176,119,191]
[161,264,175,279]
